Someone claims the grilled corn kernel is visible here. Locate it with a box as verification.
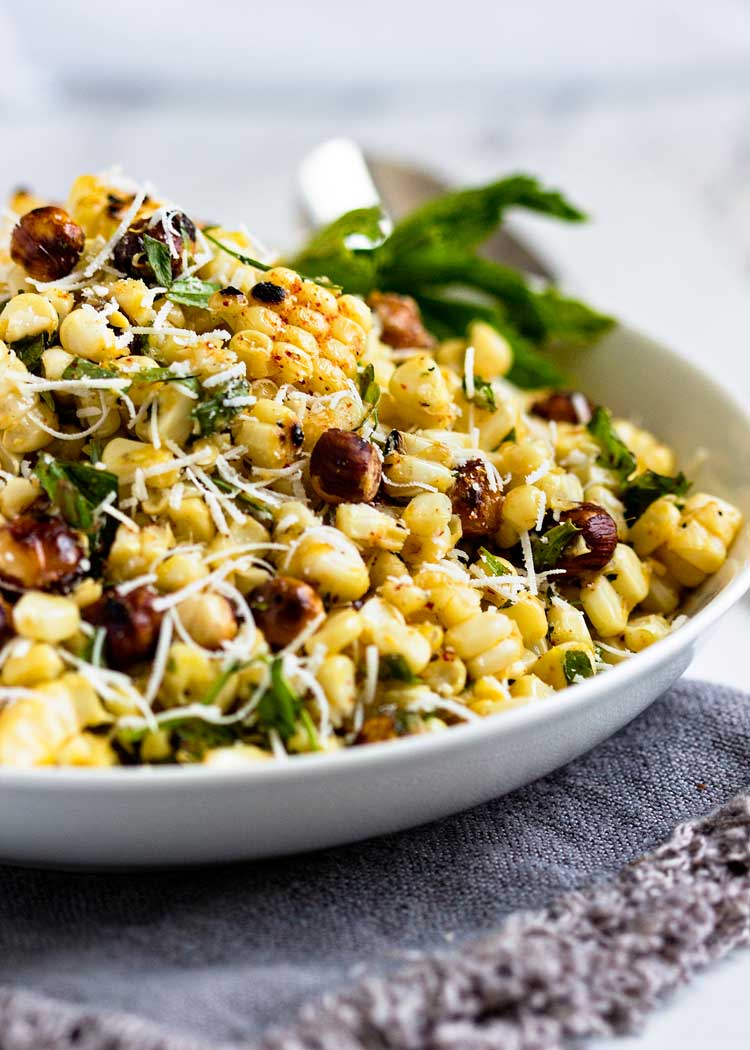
[509,674,555,700]
[641,558,682,615]
[177,593,238,649]
[60,307,119,362]
[629,497,681,556]
[533,642,594,690]
[502,594,548,646]
[607,543,650,608]
[13,592,81,642]
[547,601,592,647]
[284,527,369,602]
[318,654,357,726]
[682,493,742,547]
[155,553,208,592]
[336,503,408,551]
[502,484,545,533]
[0,477,39,518]
[665,519,727,575]
[389,354,456,429]
[468,320,513,378]
[0,293,58,342]
[1,642,64,687]
[580,576,628,637]
[624,614,671,652]
[304,608,363,655]
[102,438,177,488]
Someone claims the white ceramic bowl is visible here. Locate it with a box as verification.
[0,324,747,868]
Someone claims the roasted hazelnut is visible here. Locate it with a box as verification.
[249,576,324,650]
[355,714,399,745]
[309,429,382,504]
[251,281,287,305]
[0,513,84,591]
[451,458,503,537]
[530,390,593,424]
[10,206,85,282]
[558,502,618,574]
[368,291,435,349]
[113,211,196,281]
[85,585,163,669]
[0,595,13,640]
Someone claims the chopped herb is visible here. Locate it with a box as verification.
[62,358,118,381]
[192,378,251,437]
[33,454,119,568]
[299,708,321,751]
[463,374,496,412]
[86,438,103,464]
[172,719,238,762]
[622,470,691,524]
[563,650,594,685]
[144,234,218,307]
[586,407,636,481]
[499,426,516,445]
[478,547,510,576]
[34,455,118,533]
[166,275,219,309]
[128,366,198,389]
[143,234,174,288]
[12,333,46,373]
[531,520,581,571]
[199,661,248,707]
[379,654,419,682]
[211,477,275,527]
[202,230,274,274]
[357,362,380,426]
[257,657,302,741]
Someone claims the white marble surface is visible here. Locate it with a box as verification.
[0,4,748,1037]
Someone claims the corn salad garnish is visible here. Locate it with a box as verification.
[0,171,741,767]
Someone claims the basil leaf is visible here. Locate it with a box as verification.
[379,654,419,683]
[288,207,385,296]
[128,366,197,388]
[531,289,615,351]
[257,657,302,741]
[192,378,250,437]
[143,234,174,288]
[587,407,636,481]
[531,520,581,571]
[62,358,118,381]
[172,719,238,762]
[34,455,118,534]
[622,470,691,524]
[563,649,594,685]
[358,362,380,407]
[13,333,46,373]
[383,175,585,261]
[478,547,510,576]
[299,708,321,751]
[167,275,220,309]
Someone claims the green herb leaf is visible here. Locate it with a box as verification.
[172,719,238,762]
[13,333,46,373]
[622,470,691,524]
[62,358,118,381]
[128,366,198,389]
[257,657,302,741]
[288,207,385,296]
[299,708,321,751]
[478,547,510,576]
[586,407,636,481]
[531,520,581,571]
[379,654,419,682]
[192,378,250,437]
[498,427,516,446]
[383,175,585,261]
[463,374,496,412]
[202,231,274,273]
[143,234,174,288]
[167,275,220,309]
[562,649,594,685]
[34,455,118,532]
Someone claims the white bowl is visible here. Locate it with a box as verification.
[0,324,747,868]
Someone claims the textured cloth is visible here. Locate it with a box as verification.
[0,679,749,1049]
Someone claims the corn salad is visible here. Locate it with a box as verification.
[0,171,742,768]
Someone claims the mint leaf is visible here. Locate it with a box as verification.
[531,520,581,571]
[463,374,496,412]
[288,207,385,295]
[143,234,174,288]
[587,407,636,481]
[622,470,691,524]
[563,649,594,685]
[202,231,274,273]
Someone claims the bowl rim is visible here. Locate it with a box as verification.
[0,322,747,790]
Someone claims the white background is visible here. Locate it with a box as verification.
[0,0,749,1044]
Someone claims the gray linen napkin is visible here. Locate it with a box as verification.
[1,678,749,1050]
